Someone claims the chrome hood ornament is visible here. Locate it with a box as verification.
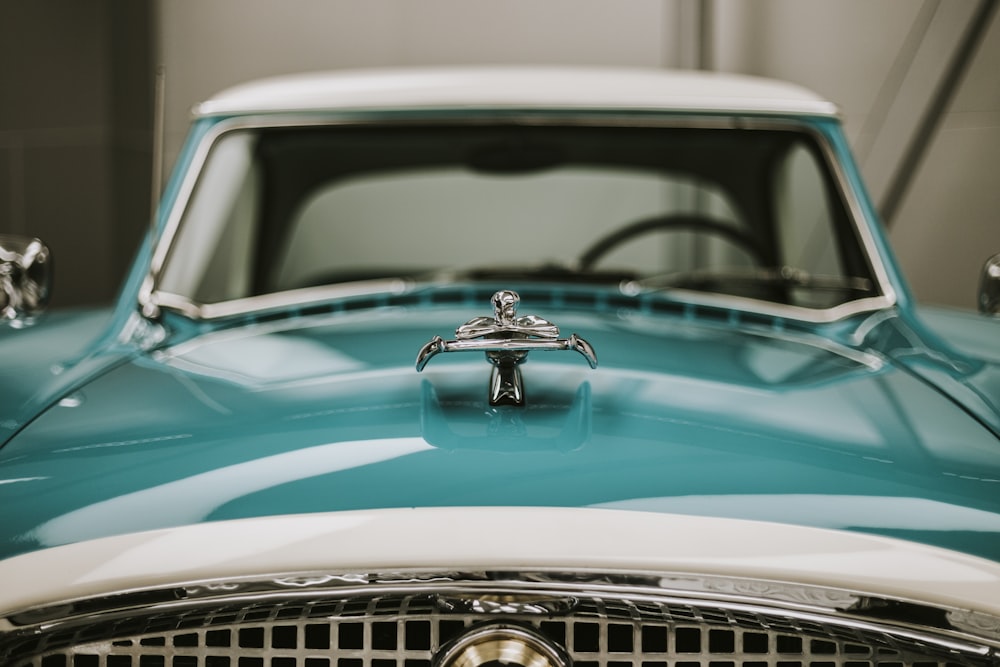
[416,290,597,406]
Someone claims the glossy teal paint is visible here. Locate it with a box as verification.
[1,300,998,564]
[0,309,122,446]
[906,305,1000,434]
[2,108,999,573]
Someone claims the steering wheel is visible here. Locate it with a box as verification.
[578,213,768,272]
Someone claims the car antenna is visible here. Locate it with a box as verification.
[150,65,166,230]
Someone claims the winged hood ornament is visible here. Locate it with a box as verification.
[415,290,597,406]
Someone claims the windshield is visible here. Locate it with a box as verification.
[156,120,882,316]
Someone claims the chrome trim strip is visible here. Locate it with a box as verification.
[636,286,895,325]
[616,308,887,370]
[152,277,413,320]
[141,113,898,325]
[3,571,998,656]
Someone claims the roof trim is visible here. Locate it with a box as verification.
[194,66,840,118]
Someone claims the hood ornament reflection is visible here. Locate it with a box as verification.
[416,290,597,406]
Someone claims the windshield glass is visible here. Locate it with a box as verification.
[157,121,881,314]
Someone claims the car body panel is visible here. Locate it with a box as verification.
[0,308,118,445]
[3,507,1000,620]
[890,307,1000,436]
[2,68,999,662]
[2,300,998,563]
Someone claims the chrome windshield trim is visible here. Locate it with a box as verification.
[141,112,898,324]
[636,287,896,325]
[152,277,413,320]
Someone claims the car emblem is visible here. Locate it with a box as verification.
[436,625,569,667]
[415,290,597,406]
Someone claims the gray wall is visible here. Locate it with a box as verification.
[0,1,153,308]
[713,0,1000,309]
[4,1,998,310]
[155,0,680,170]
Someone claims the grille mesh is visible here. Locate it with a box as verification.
[7,593,985,667]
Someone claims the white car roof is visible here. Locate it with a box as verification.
[195,66,839,118]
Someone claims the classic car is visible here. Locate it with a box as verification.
[1,66,999,667]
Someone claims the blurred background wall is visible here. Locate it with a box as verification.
[0,1,153,307]
[2,0,998,310]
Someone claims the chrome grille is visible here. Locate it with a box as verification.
[4,576,996,667]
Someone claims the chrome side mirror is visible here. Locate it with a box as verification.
[0,235,52,327]
[979,253,1000,315]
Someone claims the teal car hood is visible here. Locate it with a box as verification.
[0,309,116,444]
[1,305,999,562]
